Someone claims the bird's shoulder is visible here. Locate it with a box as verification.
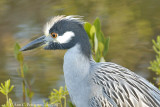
[89,62,160,107]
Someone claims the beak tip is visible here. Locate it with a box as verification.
[19,48,24,52]
[19,46,27,51]
[19,48,24,51]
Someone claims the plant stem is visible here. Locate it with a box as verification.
[20,63,24,78]
[6,94,9,107]
[22,80,26,103]
[64,97,66,107]
[60,100,62,107]
[20,63,26,103]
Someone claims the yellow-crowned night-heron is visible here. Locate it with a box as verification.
[20,15,160,107]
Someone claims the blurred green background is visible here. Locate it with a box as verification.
[0,0,160,105]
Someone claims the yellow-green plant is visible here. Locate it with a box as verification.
[0,79,14,107]
[84,18,110,62]
[43,101,49,107]
[14,43,34,103]
[149,36,160,87]
[48,86,69,107]
[14,43,26,102]
[149,36,160,74]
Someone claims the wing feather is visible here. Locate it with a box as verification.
[90,62,160,107]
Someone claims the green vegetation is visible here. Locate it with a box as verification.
[14,43,26,102]
[14,43,34,103]
[84,18,109,62]
[149,36,160,87]
[47,86,69,107]
[0,79,14,107]
[149,36,160,74]
[1,18,109,107]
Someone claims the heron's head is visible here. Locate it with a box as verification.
[20,15,91,57]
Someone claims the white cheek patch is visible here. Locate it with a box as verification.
[56,31,75,43]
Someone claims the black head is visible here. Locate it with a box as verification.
[20,15,91,58]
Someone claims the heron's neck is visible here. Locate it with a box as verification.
[63,44,91,79]
[63,44,91,106]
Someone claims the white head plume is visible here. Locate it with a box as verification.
[43,15,84,36]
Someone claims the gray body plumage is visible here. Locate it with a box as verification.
[64,43,160,107]
[21,15,160,107]
[90,62,160,107]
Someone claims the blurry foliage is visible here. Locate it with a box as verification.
[84,18,110,62]
[149,36,160,74]
[149,36,160,87]
[14,43,34,103]
[45,86,69,107]
[0,79,14,107]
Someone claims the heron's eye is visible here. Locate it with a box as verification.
[51,32,58,38]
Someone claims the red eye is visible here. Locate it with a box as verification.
[51,32,58,38]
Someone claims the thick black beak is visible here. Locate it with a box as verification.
[20,36,46,51]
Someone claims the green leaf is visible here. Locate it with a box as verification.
[14,43,21,55]
[17,52,24,63]
[59,87,63,95]
[95,51,101,62]
[93,17,101,33]
[5,79,10,90]
[1,83,5,89]
[100,31,105,43]
[9,85,14,93]
[0,89,6,95]
[14,43,24,63]
[27,88,34,99]
[95,31,101,42]
[8,98,14,107]
[94,34,98,53]
[103,37,110,56]
[90,25,96,39]
[23,64,28,74]
[53,89,59,93]
[94,20,102,44]
[98,42,104,54]
[84,22,92,38]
